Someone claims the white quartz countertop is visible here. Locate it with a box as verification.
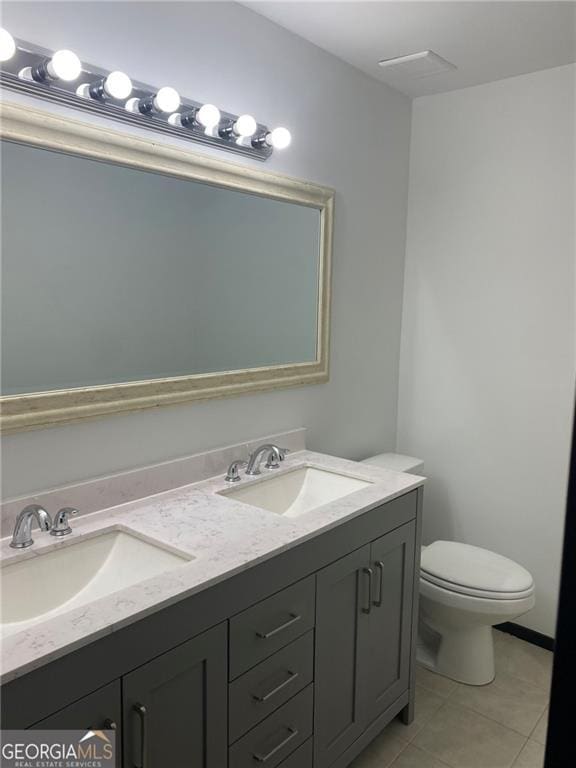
[0,451,424,683]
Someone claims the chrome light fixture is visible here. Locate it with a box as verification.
[253,127,292,150]
[136,86,181,115]
[174,103,221,132]
[0,34,286,161]
[0,28,16,62]
[219,113,257,140]
[31,49,82,82]
[89,70,133,101]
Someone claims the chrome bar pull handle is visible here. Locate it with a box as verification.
[253,727,299,763]
[252,670,299,703]
[362,567,373,614]
[256,613,301,640]
[374,561,385,607]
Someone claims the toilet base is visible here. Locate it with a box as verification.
[417,624,495,686]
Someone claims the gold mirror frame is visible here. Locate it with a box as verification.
[0,103,333,432]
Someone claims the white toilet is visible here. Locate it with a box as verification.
[362,453,536,686]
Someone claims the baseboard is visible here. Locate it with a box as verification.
[495,622,555,652]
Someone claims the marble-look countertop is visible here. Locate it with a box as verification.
[0,451,425,683]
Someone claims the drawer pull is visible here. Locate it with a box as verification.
[256,613,301,640]
[374,561,385,607]
[133,703,148,768]
[362,567,373,614]
[252,670,300,703]
[253,727,299,763]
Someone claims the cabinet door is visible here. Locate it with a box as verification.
[364,522,416,724]
[123,623,227,768]
[30,681,121,767]
[314,545,371,768]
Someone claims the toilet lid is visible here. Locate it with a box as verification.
[421,541,534,596]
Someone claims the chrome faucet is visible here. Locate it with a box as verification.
[10,504,53,549]
[225,459,248,483]
[245,444,289,476]
[51,507,79,537]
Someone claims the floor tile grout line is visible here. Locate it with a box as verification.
[388,735,412,767]
[526,708,548,745]
[395,738,453,768]
[509,733,531,768]
[491,669,552,695]
[443,694,548,740]
[414,698,533,768]
[418,665,552,696]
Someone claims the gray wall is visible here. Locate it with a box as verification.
[1,1,412,497]
[398,64,575,636]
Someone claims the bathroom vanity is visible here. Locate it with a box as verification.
[0,450,424,768]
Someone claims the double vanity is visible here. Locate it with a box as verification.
[0,445,424,768]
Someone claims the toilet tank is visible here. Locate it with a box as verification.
[362,452,424,475]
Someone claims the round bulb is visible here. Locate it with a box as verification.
[154,86,180,113]
[48,49,82,81]
[0,28,16,62]
[234,114,257,138]
[269,127,292,150]
[197,103,221,129]
[104,70,132,100]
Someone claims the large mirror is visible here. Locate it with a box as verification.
[0,104,333,432]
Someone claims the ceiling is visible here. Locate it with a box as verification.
[244,1,576,97]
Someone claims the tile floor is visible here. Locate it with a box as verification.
[351,631,552,768]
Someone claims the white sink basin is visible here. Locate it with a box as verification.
[1,530,190,636]
[222,466,372,518]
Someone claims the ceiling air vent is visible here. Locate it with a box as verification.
[378,50,456,79]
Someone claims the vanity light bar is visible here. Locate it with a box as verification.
[0,33,292,161]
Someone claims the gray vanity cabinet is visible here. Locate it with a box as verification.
[314,521,417,768]
[2,489,423,768]
[365,522,416,725]
[314,545,371,768]
[122,622,227,768]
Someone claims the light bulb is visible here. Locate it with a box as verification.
[103,70,132,99]
[234,114,257,138]
[47,49,82,81]
[153,86,180,113]
[268,127,291,150]
[197,104,221,130]
[0,28,16,62]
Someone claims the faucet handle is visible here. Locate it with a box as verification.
[225,460,248,483]
[50,507,78,537]
[265,447,290,470]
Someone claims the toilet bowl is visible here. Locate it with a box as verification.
[418,541,535,684]
[362,453,536,686]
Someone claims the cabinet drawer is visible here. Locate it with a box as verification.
[229,631,314,743]
[229,684,313,768]
[278,738,313,768]
[229,576,315,679]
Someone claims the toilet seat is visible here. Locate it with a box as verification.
[420,571,535,600]
[420,541,534,601]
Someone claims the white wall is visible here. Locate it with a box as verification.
[0,1,411,498]
[398,64,575,636]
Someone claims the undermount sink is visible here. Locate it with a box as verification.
[1,530,191,636]
[222,466,372,518]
